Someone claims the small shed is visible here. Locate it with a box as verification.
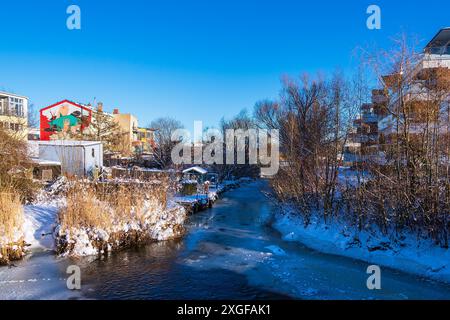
[182,166,208,184]
[31,159,62,181]
[35,140,103,177]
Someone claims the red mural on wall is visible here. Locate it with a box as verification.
[40,100,92,141]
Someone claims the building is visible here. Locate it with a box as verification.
[40,100,92,141]
[39,101,155,157]
[344,90,389,166]
[137,127,156,156]
[112,108,139,154]
[112,108,155,156]
[29,140,103,177]
[28,128,40,141]
[378,28,450,141]
[344,28,450,166]
[0,91,28,140]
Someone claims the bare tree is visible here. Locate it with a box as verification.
[77,106,128,154]
[27,102,39,128]
[149,117,184,169]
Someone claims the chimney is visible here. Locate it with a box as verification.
[113,108,119,115]
[97,102,103,113]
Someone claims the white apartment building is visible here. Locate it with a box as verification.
[378,28,450,138]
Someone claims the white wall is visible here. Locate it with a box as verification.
[38,143,103,177]
[83,144,103,175]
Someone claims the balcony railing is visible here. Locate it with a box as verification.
[362,113,378,123]
[425,46,450,56]
[0,109,26,118]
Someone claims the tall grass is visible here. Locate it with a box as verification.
[58,181,167,232]
[0,189,24,264]
[0,190,23,242]
[0,127,37,203]
[58,184,112,231]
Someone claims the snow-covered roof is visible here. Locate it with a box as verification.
[30,158,62,166]
[182,166,208,175]
[35,140,102,147]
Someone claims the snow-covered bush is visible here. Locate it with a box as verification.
[55,181,187,257]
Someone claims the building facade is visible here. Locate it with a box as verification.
[39,101,155,157]
[378,28,450,142]
[112,108,155,156]
[0,91,28,140]
[344,28,450,167]
[40,100,92,141]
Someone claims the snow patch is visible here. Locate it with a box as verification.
[272,210,450,284]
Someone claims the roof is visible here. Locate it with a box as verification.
[0,91,28,99]
[30,158,62,166]
[36,140,103,147]
[182,166,208,175]
[40,99,92,113]
[425,28,450,49]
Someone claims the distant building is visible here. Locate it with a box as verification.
[0,91,28,140]
[112,109,139,154]
[137,127,156,156]
[39,101,155,157]
[344,90,389,166]
[112,108,155,156]
[28,127,40,141]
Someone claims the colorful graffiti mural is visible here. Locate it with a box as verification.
[40,100,92,140]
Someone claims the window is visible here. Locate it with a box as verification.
[7,97,24,117]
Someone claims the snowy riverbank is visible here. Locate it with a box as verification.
[272,209,450,284]
[17,181,188,259]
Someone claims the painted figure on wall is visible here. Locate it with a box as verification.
[40,100,92,141]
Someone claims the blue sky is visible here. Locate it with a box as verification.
[0,0,449,130]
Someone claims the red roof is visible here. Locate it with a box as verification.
[40,99,92,113]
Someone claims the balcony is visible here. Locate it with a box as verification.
[362,113,378,123]
[425,46,450,56]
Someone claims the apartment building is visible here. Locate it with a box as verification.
[378,28,450,141]
[112,108,139,155]
[0,91,28,140]
[344,90,389,166]
[137,127,156,156]
[344,28,450,166]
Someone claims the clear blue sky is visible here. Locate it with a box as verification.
[0,0,448,130]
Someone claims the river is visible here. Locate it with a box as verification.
[1,180,450,300]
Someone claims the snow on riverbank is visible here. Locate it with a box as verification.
[272,210,450,284]
[23,205,58,250]
[55,199,187,257]
[19,185,188,258]
[22,187,66,251]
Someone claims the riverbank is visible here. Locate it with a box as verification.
[271,208,450,284]
[4,178,189,261]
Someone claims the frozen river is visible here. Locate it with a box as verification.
[1,180,450,299]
